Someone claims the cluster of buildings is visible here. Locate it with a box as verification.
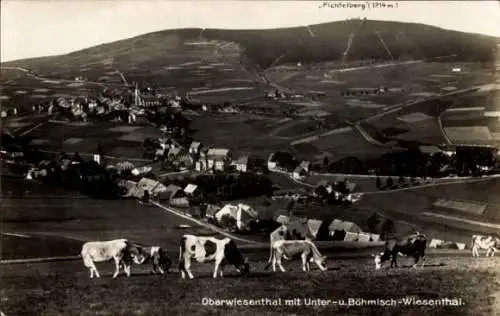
[272,215,381,242]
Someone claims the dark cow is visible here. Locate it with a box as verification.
[373,233,427,270]
[178,234,250,279]
[131,245,173,274]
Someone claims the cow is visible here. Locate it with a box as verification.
[264,224,313,269]
[80,239,146,279]
[373,233,427,270]
[471,235,500,257]
[178,234,250,279]
[266,239,327,272]
[131,244,173,274]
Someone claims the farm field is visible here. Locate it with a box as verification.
[296,128,394,161]
[1,253,499,315]
[190,113,297,158]
[354,177,500,238]
[22,121,161,159]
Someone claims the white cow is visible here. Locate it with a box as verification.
[264,224,313,269]
[178,234,250,279]
[268,239,327,272]
[471,235,500,257]
[80,239,145,279]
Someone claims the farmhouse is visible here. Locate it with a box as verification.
[206,148,231,171]
[183,184,199,196]
[189,141,202,155]
[159,184,189,207]
[232,155,249,172]
[128,177,168,199]
[214,203,258,231]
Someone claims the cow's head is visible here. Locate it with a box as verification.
[224,240,250,277]
[372,252,385,270]
[158,249,173,273]
[128,245,147,265]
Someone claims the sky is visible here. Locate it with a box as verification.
[2,0,500,62]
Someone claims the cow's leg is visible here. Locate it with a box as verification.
[301,253,308,272]
[158,265,165,275]
[272,254,277,272]
[112,257,121,278]
[277,256,286,272]
[213,259,221,279]
[123,262,131,277]
[184,256,194,279]
[412,256,420,268]
[219,264,224,277]
[391,255,397,268]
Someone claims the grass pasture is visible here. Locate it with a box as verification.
[355,177,500,238]
[1,254,498,315]
[303,129,393,161]
[23,121,160,159]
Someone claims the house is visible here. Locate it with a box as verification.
[292,166,308,180]
[206,148,231,171]
[167,146,184,158]
[328,219,362,240]
[232,156,249,172]
[419,145,445,156]
[299,160,311,173]
[189,141,202,155]
[267,153,277,170]
[214,203,259,231]
[204,204,221,219]
[195,159,208,172]
[129,177,168,199]
[184,184,199,196]
[159,184,189,207]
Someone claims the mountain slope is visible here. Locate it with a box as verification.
[3,19,498,75]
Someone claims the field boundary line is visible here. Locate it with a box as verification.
[421,212,500,230]
[362,174,500,195]
[151,202,262,244]
[0,255,80,265]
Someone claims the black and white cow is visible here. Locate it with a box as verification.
[471,235,500,257]
[178,234,250,279]
[373,233,427,270]
[132,244,173,274]
[80,239,146,279]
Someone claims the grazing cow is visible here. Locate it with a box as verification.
[373,233,427,270]
[264,225,313,269]
[178,235,250,279]
[131,245,173,274]
[80,239,146,278]
[267,239,327,272]
[471,235,500,257]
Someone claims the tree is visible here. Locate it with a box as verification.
[380,219,395,240]
[323,156,330,168]
[376,176,382,190]
[386,177,393,188]
[366,212,381,233]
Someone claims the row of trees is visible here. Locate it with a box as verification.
[193,173,274,201]
[315,146,498,178]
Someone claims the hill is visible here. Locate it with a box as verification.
[2,19,498,78]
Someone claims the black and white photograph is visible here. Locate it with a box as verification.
[1,0,500,315]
